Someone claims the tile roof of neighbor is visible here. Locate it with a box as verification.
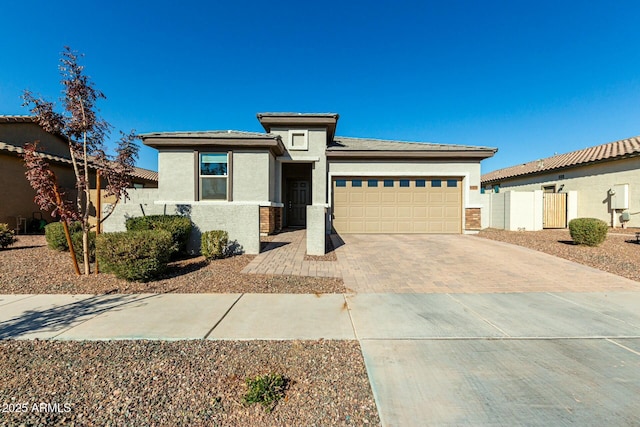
[328,136,496,152]
[0,115,34,123]
[482,136,640,183]
[0,141,158,182]
[0,115,157,182]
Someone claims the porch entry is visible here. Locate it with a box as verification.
[543,192,567,228]
[282,163,312,227]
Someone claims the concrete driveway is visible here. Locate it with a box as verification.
[335,235,640,425]
[334,234,639,293]
[349,291,640,426]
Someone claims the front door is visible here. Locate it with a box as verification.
[288,180,310,227]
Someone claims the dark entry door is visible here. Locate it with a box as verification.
[288,180,310,226]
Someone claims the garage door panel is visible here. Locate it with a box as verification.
[365,222,381,233]
[380,221,396,233]
[429,193,444,203]
[333,177,461,234]
[413,206,428,218]
[348,206,364,218]
[349,193,364,203]
[397,206,412,218]
[381,206,396,218]
[397,193,412,203]
[365,206,380,217]
[413,193,428,203]
[365,193,381,203]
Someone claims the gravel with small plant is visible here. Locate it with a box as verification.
[0,235,344,294]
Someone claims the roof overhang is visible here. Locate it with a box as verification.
[142,134,286,156]
[257,113,339,142]
[327,149,497,161]
[0,116,35,123]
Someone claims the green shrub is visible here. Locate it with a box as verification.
[45,221,82,251]
[569,218,608,246]
[96,230,173,282]
[71,231,96,263]
[201,230,229,261]
[0,223,16,249]
[126,215,192,256]
[243,373,287,412]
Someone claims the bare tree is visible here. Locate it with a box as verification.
[22,47,139,275]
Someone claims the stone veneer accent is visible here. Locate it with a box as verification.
[260,206,283,235]
[465,208,481,230]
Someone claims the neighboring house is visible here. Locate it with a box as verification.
[481,136,640,228]
[0,116,158,230]
[104,112,496,255]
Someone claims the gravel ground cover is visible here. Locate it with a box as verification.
[477,228,640,282]
[0,339,379,426]
[0,236,345,294]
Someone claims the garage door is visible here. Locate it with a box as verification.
[332,177,462,234]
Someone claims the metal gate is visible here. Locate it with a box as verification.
[543,193,567,228]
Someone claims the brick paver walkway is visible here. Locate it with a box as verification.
[241,229,342,278]
[243,231,639,294]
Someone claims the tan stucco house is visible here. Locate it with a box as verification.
[0,116,158,230]
[481,136,640,228]
[104,112,496,255]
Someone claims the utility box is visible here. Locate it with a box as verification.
[611,184,629,210]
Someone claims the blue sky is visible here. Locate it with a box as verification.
[2,0,640,174]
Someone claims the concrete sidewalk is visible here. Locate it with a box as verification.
[2,292,640,426]
[3,291,640,341]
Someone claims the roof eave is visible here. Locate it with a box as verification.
[257,114,339,142]
[142,136,286,156]
[326,149,497,160]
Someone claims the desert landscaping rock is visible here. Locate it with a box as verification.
[0,340,379,426]
[0,236,345,294]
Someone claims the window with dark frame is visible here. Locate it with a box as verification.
[199,153,228,200]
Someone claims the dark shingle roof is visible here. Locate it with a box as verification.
[329,136,495,152]
[482,136,640,184]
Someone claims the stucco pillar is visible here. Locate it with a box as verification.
[306,205,327,256]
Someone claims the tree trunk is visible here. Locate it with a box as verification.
[62,220,81,276]
[95,171,101,275]
[53,184,80,276]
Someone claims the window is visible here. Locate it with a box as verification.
[200,153,228,200]
[493,185,500,193]
[416,179,426,187]
[543,185,556,193]
[352,179,362,187]
[288,129,308,150]
[368,179,378,187]
[336,179,346,187]
[400,179,410,187]
[431,180,442,187]
[447,180,458,188]
[384,179,394,187]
